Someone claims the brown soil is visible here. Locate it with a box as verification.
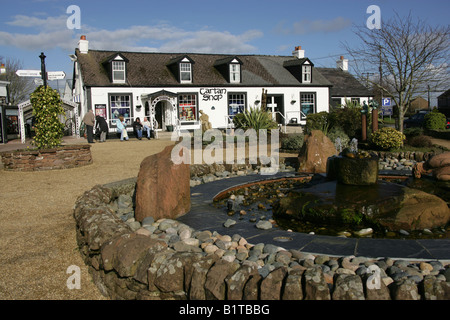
[0,138,174,299]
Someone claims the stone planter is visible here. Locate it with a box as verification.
[0,144,92,171]
[334,156,379,185]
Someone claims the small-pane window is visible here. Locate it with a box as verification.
[300,92,315,120]
[230,64,240,83]
[178,94,197,121]
[302,65,311,83]
[228,93,246,117]
[180,63,192,83]
[112,61,126,83]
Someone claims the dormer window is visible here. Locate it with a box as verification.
[230,63,241,83]
[180,62,192,83]
[102,52,129,84]
[283,58,314,84]
[112,61,126,83]
[167,55,194,84]
[214,56,242,84]
[302,64,311,83]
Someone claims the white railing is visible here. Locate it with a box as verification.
[270,111,287,133]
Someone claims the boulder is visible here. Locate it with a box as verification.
[298,130,338,174]
[413,152,450,181]
[135,144,191,222]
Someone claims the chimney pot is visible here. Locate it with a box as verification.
[78,35,89,54]
[340,56,344,60]
[292,46,305,59]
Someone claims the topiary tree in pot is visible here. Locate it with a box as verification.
[30,85,65,149]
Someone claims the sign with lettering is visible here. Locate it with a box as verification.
[200,88,226,101]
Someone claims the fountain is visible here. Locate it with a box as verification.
[271,142,450,236]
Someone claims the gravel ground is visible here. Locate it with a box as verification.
[0,138,174,299]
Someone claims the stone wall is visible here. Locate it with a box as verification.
[0,145,92,171]
[73,177,450,300]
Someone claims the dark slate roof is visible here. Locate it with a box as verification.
[75,49,332,88]
[438,88,450,99]
[316,67,373,97]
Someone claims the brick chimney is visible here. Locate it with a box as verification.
[78,35,89,54]
[292,46,305,59]
[336,55,348,71]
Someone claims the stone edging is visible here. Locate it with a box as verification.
[0,144,92,171]
[73,177,450,300]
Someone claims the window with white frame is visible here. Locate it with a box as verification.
[302,65,311,83]
[178,94,197,122]
[112,61,126,83]
[230,63,241,83]
[300,92,315,119]
[110,94,132,126]
[228,93,246,117]
[180,63,192,83]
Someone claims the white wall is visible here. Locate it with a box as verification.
[81,86,330,131]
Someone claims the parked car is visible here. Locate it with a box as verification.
[446,118,450,129]
[403,111,429,129]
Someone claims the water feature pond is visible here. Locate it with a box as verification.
[213,175,450,240]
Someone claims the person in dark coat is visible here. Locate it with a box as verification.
[132,117,143,140]
[95,115,109,142]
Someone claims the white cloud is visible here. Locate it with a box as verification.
[1,13,263,54]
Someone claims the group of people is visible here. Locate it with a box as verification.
[82,109,154,143]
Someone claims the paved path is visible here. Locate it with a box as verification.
[180,172,450,262]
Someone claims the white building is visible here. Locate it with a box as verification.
[71,37,369,135]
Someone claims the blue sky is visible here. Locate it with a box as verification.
[1,0,449,91]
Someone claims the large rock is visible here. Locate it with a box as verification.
[135,145,190,222]
[274,180,450,231]
[298,130,338,174]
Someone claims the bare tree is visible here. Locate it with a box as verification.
[343,12,449,132]
[0,57,35,105]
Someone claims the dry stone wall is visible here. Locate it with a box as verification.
[73,177,450,300]
[1,145,92,171]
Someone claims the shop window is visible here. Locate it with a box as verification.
[110,94,132,126]
[178,94,197,122]
[300,92,315,120]
[228,93,246,117]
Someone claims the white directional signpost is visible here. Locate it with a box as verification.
[16,70,42,77]
[47,71,66,81]
[16,52,66,87]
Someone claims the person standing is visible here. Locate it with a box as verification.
[95,115,109,142]
[83,109,95,143]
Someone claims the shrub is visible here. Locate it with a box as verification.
[305,111,329,134]
[327,127,350,152]
[407,135,433,148]
[328,107,363,138]
[281,133,304,150]
[424,110,447,130]
[233,106,278,132]
[403,127,424,138]
[370,127,406,150]
[31,85,65,149]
